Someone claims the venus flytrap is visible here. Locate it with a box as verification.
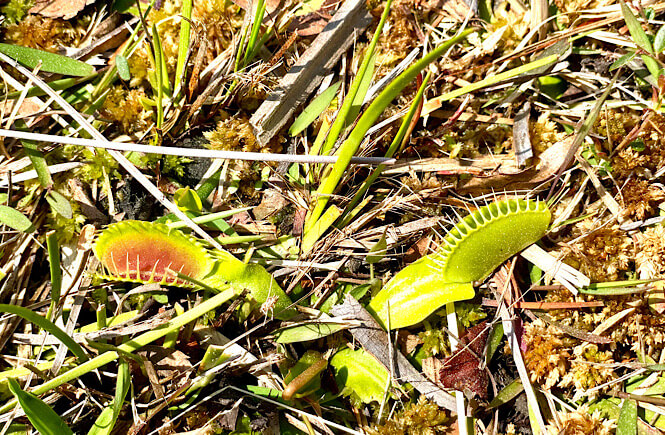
[368,199,551,329]
[93,220,297,320]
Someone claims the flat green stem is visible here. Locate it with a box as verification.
[301,205,341,253]
[306,29,474,234]
[165,207,253,229]
[320,0,392,157]
[341,72,431,222]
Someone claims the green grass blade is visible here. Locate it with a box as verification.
[345,50,377,127]
[164,207,253,229]
[174,0,193,93]
[427,53,558,106]
[45,232,61,322]
[341,72,431,222]
[302,205,341,253]
[0,288,236,415]
[7,378,74,435]
[305,29,474,234]
[620,0,653,53]
[0,75,94,100]
[0,44,94,77]
[0,304,88,362]
[152,23,165,129]
[320,0,392,157]
[243,0,267,67]
[289,81,341,136]
[88,361,130,435]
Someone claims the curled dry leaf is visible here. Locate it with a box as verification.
[458,136,574,193]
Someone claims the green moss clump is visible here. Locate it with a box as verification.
[369,397,453,435]
[454,302,487,328]
[1,0,33,26]
[418,324,449,358]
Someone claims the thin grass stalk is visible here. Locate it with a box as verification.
[424,54,559,111]
[0,129,396,165]
[0,288,236,415]
[233,14,251,74]
[320,0,393,157]
[0,75,94,100]
[243,0,267,67]
[0,304,87,362]
[305,29,474,235]
[152,23,165,130]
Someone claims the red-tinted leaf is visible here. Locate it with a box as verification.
[439,321,490,400]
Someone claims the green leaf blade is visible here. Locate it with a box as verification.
[620,1,653,53]
[656,25,665,53]
[610,51,636,71]
[46,191,73,219]
[289,81,341,136]
[274,322,346,343]
[0,205,34,233]
[8,378,74,435]
[0,44,94,77]
[330,348,389,405]
[115,54,131,81]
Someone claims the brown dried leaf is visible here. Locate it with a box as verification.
[0,98,42,120]
[253,189,289,220]
[457,136,574,193]
[403,235,432,264]
[420,0,474,21]
[138,345,192,389]
[29,0,96,20]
